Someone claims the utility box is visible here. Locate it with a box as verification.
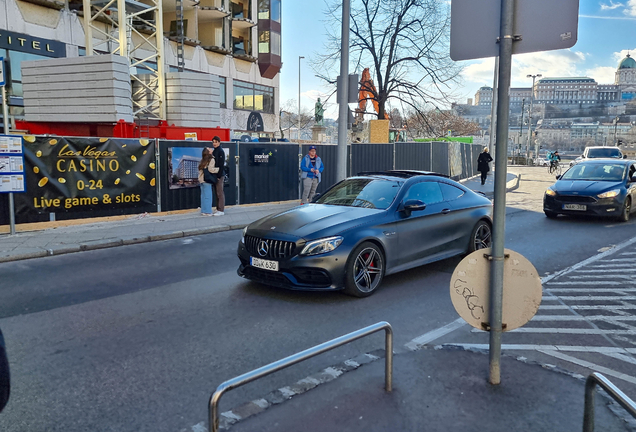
[369,120,389,143]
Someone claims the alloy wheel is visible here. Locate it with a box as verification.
[473,223,492,250]
[353,247,383,293]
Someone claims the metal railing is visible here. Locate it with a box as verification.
[209,321,393,432]
[583,372,636,432]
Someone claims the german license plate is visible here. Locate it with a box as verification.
[563,204,586,211]
[251,257,279,271]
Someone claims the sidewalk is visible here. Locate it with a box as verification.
[225,346,632,432]
[0,171,519,263]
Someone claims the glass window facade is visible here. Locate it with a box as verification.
[219,77,227,108]
[233,80,274,113]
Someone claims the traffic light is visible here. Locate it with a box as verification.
[617,139,624,146]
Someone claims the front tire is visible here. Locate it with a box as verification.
[468,220,492,253]
[618,197,631,222]
[343,242,385,298]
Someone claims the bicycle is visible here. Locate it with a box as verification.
[548,162,562,176]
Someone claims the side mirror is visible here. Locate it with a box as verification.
[630,175,636,183]
[400,199,426,217]
[311,193,321,203]
[623,155,627,159]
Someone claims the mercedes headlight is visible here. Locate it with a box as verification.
[300,236,344,256]
[597,189,620,199]
[545,188,556,196]
[241,226,248,243]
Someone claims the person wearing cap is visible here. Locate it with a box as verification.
[300,145,324,204]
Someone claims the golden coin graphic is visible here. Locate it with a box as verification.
[24,135,36,143]
[140,139,150,146]
[150,178,156,186]
[36,150,42,157]
[33,167,40,174]
[49,139,58,145]
[143,150,147,155]
[38,177,49,187]
[149,163,155,169]
[126,170,131,174]
[136,173,146,181]
[122,144,127,148]
[131,155,137,162]
[114,178,120,185]
[100,138,108,143]
[58,178,66,184]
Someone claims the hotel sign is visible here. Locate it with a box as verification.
[0,30,66,58]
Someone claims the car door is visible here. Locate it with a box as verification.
[438,182,476,254]
[628,163,636,207]
[395,180,454,267]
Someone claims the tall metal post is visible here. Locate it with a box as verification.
[336,0,350,182]
[489,0,515,386]
[298,56,304,200]
[527,74,541,162]
[519,98,525,159]
[488,57,499,153]
[298,56,304,141]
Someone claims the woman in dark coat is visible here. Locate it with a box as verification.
[477,147,493,185]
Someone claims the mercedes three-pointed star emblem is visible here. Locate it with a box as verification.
[258,240,269,257]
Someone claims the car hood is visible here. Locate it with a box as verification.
[553,180,623,195]
[248,204,383,240]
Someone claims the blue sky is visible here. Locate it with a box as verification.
[280,0,636,119]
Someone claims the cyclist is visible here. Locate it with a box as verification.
[548,150,561,172]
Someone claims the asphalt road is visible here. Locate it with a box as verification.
[1,167,635,431]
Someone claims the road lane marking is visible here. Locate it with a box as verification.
[553,296,636,301]
[545,281,624,285]
[546,288,636,292]
[510,328,636,335]
[441,343,636,354]
[530,315,636,321]
[405,317,466,351]
[540,305,636,310]
[537,350,636,385]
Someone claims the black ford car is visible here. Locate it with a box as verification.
[544,159,636,221]
[237,171,493,297]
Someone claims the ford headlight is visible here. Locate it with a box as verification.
[597,189,620,199]
[300,236,344,256]
[545,188,556,196]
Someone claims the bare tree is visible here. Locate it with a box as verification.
[315,0,462,120]
[405,108,481,138]
[279,99,315,139]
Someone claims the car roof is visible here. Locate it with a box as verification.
[575,158,634,165]
[357,170,450,180]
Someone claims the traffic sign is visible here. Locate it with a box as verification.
[450,248,542,332]
[450,0,579,61]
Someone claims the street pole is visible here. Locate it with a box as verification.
[298,56,304,200]
[519,99,525,161]
[336,0,351,181]
[488,57,499,154]
[527,74,542,163]
[2,84,16,236]
[336,0,350,182]
[614,116,619,146]
[489,0,515,386]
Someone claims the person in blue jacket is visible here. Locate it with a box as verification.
[300,146,324,204]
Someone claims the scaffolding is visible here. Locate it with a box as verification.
[82,0,166,119]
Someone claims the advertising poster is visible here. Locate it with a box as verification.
[168,146,229,190]
[0,135,25,193]
[19,136,156,213]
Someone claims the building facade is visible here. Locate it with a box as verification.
[0,0,282,138]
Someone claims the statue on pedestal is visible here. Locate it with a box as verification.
[315,98,325,126]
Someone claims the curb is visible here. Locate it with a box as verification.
[0,224,248,263]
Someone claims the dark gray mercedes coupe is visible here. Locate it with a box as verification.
[237,171,493,297]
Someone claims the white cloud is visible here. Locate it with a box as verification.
[612,48,636,63]
[624,0,636,15]
[584,66,616,84]
[460,50,587,93]
[600,0,623,10]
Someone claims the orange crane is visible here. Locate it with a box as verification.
[355,68,388,125]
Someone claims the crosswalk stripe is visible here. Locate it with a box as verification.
[531,315,636,321]
[547,288,636,292]
[441,343,636,355]
[537,350,636,385]
[540,305,636,310]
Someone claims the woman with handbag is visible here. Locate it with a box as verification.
[198,147,219,216]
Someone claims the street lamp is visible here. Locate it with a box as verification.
[298,56,304,141]
[527,74,541,163]
[613,116,620,146]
